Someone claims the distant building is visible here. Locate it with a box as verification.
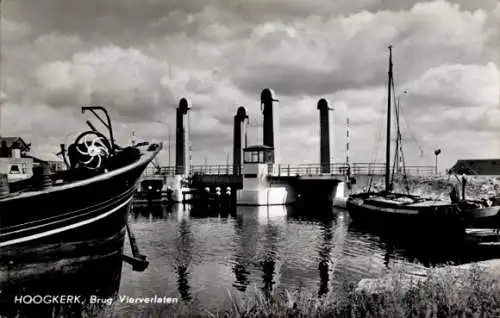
[0,136,31,156]
[25,152,65,172]
[0,136,34,181]
[448,159,500,176]
[0,136,65,177]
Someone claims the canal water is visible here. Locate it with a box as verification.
[3,202,499,317]
[115,203,499,316]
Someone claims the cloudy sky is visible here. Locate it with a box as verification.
[1,0,499,170]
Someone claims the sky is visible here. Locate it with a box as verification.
[1,0,499,171]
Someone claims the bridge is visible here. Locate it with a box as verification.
[138,90,437,204]
[142,162,435,194]
[144,162,435,178]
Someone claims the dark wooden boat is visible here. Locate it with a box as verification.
[448,174,500,229]
[459,199,500,229]
[0,106,162,284]
[346,47,464,239]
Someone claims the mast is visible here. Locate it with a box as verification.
[385,45,393,191]
[346,117,350,166]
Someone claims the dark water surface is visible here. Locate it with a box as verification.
[3,203,499,317]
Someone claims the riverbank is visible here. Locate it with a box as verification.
[129,259,500,317]
[350,174,500,200]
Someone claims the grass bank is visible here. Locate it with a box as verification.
[125,263,500,318]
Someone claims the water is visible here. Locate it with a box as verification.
[117,203,497,315]
[3,203,499,317]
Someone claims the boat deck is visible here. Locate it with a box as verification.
[365,196,453,207]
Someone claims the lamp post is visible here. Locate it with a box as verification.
[434,149,441,175]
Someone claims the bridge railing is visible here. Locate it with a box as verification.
[142,163,435,177]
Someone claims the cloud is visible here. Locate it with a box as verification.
[33,45,177,121]
[2,0,499,170]
[403,62,499,110]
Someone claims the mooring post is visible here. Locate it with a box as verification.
[41,162,52,188]
[32,163,52,190]
[0,173,9,198]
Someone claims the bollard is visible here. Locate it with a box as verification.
[0,174,9,198]
[41,163,52,189]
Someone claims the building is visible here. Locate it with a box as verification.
[25,152,65,172]
[0,136,34,181]
[0,136,31,156]
[448,159,500,176]
[0,136,65,182]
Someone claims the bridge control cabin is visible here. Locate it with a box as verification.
[243,145,274,165]
[238,144,293,205]
[241,145,277,181]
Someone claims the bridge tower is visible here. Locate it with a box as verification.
[233,106,248,175]
[317,99,333,174]
[261,88,280,166]
[175,98,191,176]
[171,97,192,202]
[236,89,295,206]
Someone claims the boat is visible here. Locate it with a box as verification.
[346,46,464,239]
[461,201,500,229]
[135,161,170,204]
[0,106,162,284]
[457,180,499,229]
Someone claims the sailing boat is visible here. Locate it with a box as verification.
[346,46,465,239]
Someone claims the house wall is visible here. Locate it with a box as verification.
[0,157,34,177]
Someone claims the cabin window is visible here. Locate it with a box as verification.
[244,151,260,163]
[258,151,264,163]
[9,164,21,174]
[244,148,274,164]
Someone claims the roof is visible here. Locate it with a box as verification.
[449,159,500,175]
[243,144,274,151]
[0,136,30,150]
[25,152,64,163]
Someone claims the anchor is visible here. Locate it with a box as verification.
[122,221,149,272]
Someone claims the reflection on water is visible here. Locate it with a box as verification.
[318,216,333,297]
[0,254,123,318]
[232,214,251,292]
[175,212,193,302]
